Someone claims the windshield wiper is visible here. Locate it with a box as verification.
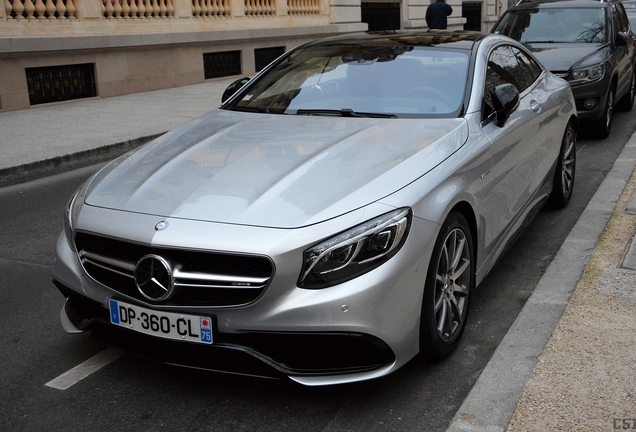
[524,40,558,43]
[228,106,287,114]
[295,108,397,119]
[227,106,267,113]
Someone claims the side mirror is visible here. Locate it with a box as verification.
[221,77,251,103]
[616,32,628,47]
[491,83,520,127]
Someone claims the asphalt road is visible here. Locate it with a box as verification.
[1,113,635,432]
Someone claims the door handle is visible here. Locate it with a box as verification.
[530,100,541,113]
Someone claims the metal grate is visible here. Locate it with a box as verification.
[254,47,286,72]
[26,63,97,106]
[203,51,242,79]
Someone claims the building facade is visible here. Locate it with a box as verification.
[0,0,504,112]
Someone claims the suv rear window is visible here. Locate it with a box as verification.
[494,7,607,43]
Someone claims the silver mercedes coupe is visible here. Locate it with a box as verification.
[53,31,577,386]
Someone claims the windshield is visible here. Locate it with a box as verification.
[225,45,470,118]
[493,7,607,43]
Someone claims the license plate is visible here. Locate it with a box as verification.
[109,299,213,344]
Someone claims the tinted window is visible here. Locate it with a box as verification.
[616,5,630,33]
[483,45,533,120]
[614,4,630,33]
[512,47,542,89]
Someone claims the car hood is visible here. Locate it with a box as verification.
[526,43,607,72]
[85,110,468,228]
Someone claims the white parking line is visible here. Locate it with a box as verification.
[45,347,124,390]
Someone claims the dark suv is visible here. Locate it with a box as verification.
[492,0,635,138]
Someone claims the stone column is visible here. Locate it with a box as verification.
[275,0,286,16]
[172,0,193,17]
[330,0,360,24]
[230,0,244,17]
[73,0,104,19]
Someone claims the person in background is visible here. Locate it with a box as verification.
[426,0,453,30]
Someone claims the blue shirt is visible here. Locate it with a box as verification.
[426,0,453,30]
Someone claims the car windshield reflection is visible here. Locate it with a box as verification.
[494,8,607,44]
[226,45,469,118]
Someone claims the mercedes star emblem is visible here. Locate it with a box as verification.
[134,254,174,301]
[155,221,169,231]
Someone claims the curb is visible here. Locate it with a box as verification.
[446,132,636,432]
[0,133,163,189]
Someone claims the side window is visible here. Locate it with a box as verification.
[612,5,623,38]
[483,45,527,121]
[616,4,630,33]
[512,47,542,89]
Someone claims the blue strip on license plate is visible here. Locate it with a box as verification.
[109,299,212,344]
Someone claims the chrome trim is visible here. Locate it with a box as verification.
[83,257,135,279]
[78,249,271,295]
[174,269,269,288]
[80,250,136,273]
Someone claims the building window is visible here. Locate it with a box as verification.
[255,47,286,72]
[26,64,97,106]
[362,2,401,31]
[203,51,242,79]
[463,2,482,31]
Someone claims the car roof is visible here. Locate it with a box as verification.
[301,30,490,51]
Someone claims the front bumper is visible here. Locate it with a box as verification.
[569,74,611,121]
[56,280,396,382]
[52,205,439,385]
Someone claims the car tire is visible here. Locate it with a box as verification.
[419,211,474,361]
[617,70,636,112]
[594,86,614,139]
[547,122,576,209]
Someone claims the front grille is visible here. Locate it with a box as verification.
[75,232,273,307]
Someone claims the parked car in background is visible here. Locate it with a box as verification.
[493,0,635,138]
[53,31,577,386]
[623,0,636,29]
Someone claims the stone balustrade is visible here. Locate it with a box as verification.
[3,0,77,20]
[103,0,174,20]
[192,0,230,18]
[0,0,324,21]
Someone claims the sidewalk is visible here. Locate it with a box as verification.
[2,83,635,431]
[0,78,236,187]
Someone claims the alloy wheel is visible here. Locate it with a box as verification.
[561,127,576,196]
[433,228,470,343]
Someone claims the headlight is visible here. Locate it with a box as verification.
[568,64,604,86]
[64,179,91,252]
[299,208,411,289]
